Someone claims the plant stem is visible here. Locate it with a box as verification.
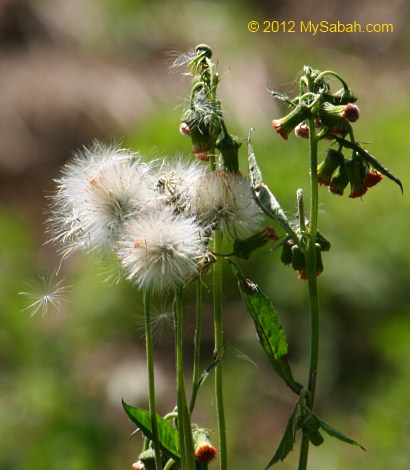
[213,230,227,470]
[174,287,196,470]
[298,115,320,470]
[143,290,163,470]
[189,280,203,413]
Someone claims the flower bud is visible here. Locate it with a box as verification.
[132,448,156,470]
[316,231,331,252]
[195,44,212,59]
[364,169,383,188]
[193,429,217,463]
[328,162,349,195]
[179,122,191,136]
[346,159,367,198]
[302,415,324,447]
[318,102,358,130]
[272,104,310,140]
[340,103,360,123]
[317,149,344,186]
[291,245,306,272]
[233,227,279,260]
[216,132,241,173]
[181,109,213,161]
[294,122,310,139]
[280,240,293,266]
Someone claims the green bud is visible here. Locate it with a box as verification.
[302,414,324,447]
[291,245,306,272]
[135,448,156,470]
[318,102,356,130]
[280,240,293,266]
[316,231,331,252]
[272,104,311,140]
[329,161,349,195]
[346,158,367,198]
[317,149,344,186]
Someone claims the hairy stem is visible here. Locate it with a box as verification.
[143,290,163,470]
[175,287,196,470]
[298,115,320,470]
[214,230,227,470]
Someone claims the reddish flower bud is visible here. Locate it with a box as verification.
[364,170,383,188]
[272,104,310,140]
[294,122,310,139]
[179,122,191,136]
[132,462,145,470]
[193,429,217,463]
[233,226,280,260]
[341,103,360,123]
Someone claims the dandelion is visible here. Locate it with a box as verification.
[153,157,206,212]
[19,274,70,317]
[48,142,158,257]
[189,170,263,239]
[117,206,207,292]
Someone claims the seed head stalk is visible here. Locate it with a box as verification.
[174,287,196,470]
[213,229,227,470]
[298,111,321,470]
[143,290,163,470]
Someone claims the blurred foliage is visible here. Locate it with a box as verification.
[2,0,410,469]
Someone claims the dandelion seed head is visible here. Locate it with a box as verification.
[117,206,207,292]
[189,171,263,239]
[154,157,206,212]
[48,142,159,257]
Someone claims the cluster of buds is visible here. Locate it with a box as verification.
[317,148,383,198]
[271,66,402,198]
[179,44,241,173]
[280,232,330,280]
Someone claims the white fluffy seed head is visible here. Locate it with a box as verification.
[117,206,207,292]
[48,142,159,257]
[189,170,264,239]
[154,157,206,212]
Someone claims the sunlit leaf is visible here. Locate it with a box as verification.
[230,261,303,394]
[122,401,180,460]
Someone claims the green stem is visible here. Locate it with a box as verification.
[175,287,196,470]
[298,115,320,470]
[213,230,227,470]
[143,290,163,470]
[189,281,203,414]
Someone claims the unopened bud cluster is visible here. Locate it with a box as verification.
[271,66,399,199]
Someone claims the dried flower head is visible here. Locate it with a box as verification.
[154,157,206,212]
[117,206,207,292]
[189,170,263,239]
[48,142,158,258]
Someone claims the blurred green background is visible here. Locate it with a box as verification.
[1,0,409,469]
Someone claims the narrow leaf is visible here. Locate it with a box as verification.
[122,401,181,460]
[248,131,299,244]
[303,407,366,451]
[333,135,403,193]
[230,261,302,394]
[265,403,300,468]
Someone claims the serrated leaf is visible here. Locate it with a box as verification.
[265,403,300,468]
[303,407,366,451]
[122,401,180,460]
[333,135,403,193]
[230,261,302,394]
[247,132,299,244]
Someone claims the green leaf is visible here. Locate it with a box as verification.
[122,401,181,460]
[247,131,299,244]
[333,135,403,193]
[265,403,300,468]
[303,407,366,451]
[229,261,303,394]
